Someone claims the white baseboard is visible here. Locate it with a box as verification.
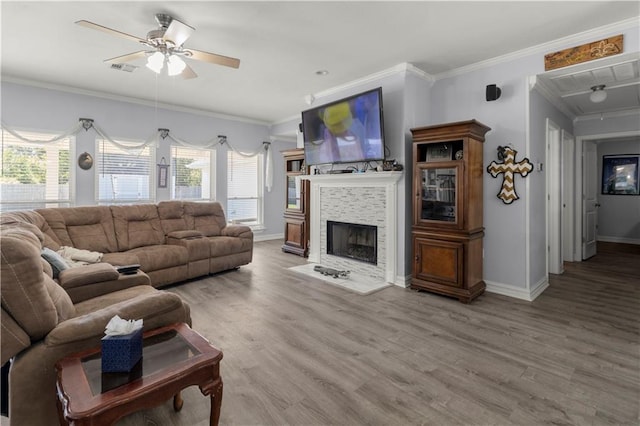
[254,233,284,242]
[597,236,640,245]
[485,278,549,302]
[394,274,411,288]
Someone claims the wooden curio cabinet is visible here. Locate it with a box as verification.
[410,120,490,303]
[282,148,310,257]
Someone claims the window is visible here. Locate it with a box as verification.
[97,138,153,203]
[0,129,73,211]
[171,146,215,200]
[227,151,263,226]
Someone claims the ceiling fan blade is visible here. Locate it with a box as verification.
[75,20,146,44]
[186,48,240,69]
[163,18,194,47]
[104,51,148,64]
[180,62,198,79]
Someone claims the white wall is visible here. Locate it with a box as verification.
[597,138,640,244]
[429,19,639,300]
[1,81,288,238]
[529,89,574,287]
[430,56,537,294]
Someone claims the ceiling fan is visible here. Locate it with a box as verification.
[76,13,240,79]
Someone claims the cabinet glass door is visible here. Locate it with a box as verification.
[419,166,458,223]
[287,175,302,210]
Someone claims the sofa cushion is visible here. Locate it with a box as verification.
[111,205,165,251]
[37,207,118,253]
[184,202,227,237]
[1,211,61,250]
[0,231,60,340]
[158,201,189,234]
[167,230,204,239]
[43,276,76,323]
[1,309,31,364]
[101,252,140,267]
[47,287,187,346]
[209,236,253,257]
[122,245,188,272]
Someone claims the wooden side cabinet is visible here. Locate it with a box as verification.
[282,148,310,257]
[410,120,490,303]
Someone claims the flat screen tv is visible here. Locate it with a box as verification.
[302,87,385,165]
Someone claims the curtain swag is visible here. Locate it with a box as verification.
[165,130,273,192]
[1,119,274,192]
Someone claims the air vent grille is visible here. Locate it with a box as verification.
[109,63,137,73]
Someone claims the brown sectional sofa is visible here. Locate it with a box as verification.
[32,200,253,288]
[1,219,192,426]
[0,201,252,425]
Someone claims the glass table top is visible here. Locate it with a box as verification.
[81,329,197,395]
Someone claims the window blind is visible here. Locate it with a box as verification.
[0,129,72,211]
[97,139,153,203]
[171,146,215,200]
[227,151,262,225]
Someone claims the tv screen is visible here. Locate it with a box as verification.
[302,87,385,165]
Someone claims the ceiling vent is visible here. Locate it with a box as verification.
[109,63,137,73]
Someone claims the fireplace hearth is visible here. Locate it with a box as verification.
[327,221,377,265]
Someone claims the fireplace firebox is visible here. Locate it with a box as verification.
[327,221,377,265]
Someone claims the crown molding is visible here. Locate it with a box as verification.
[1,76,271,126]
[313,62,435,101]
[273,62,435,125]
[433,16,640,80]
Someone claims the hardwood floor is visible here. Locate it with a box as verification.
[86,242,640,424]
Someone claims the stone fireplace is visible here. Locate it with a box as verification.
[303,172,402,284]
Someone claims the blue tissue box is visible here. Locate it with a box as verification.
[101,328,143,373]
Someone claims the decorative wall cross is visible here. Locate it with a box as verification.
[487,146,533,204]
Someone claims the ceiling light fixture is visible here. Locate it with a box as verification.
[167,55,187,76]
[146,52,187,76]
[589,84,607,103]
[146,51,165,73]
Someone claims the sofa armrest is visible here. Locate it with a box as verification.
[45,291,187,347]
[58,263,119,290]
[64,271,151,304]
[222,224,253,239]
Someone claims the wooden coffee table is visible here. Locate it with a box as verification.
[55,323,223,426]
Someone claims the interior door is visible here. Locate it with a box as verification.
[582,140,598,259]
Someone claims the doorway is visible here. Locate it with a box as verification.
[574,130,640,261]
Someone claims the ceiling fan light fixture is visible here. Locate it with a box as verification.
[146,51,165,74]
[167,55,187,76]
[589,84,607,103]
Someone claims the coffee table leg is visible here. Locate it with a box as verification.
[173,392,184,412]
[209,378,223,426]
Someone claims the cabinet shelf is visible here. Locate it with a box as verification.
[282,148,310,257]
[410,120,490,303]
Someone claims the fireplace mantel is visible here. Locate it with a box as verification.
[302,171,403,285]
[303,171,403,185]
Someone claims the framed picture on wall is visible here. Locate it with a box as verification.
[601,155,639,195]
[157,157,169,189]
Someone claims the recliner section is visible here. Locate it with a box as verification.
[23,200,254,288]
